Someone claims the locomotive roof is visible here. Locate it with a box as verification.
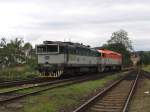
[98,49,122,56]
[42,41,91,49]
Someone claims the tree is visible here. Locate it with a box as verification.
[10,38,24,50]
[101,29,133,66]
[23,42,32,57]
[108,29,133,51]
[138,51,150,65]
[0,38,8,67]
[0,38,25,67]
[0,38,7,47]
[23,42,33,64]
[0,37,36,68]
[8,38,25,65]
[24,42,32,50]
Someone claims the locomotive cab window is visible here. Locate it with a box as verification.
[37,45,46,53]
[46,45,58,52]
[37,44,58,53]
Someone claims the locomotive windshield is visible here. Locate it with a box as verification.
[37,44,58,53]
[47,45,58,52]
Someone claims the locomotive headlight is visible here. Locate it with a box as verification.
[45,56,50,60]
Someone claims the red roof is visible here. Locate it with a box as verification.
[97,49,122,56]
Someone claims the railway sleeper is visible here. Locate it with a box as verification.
[96,102,123,106]
[92,105,122,109]
[90,107,121,112]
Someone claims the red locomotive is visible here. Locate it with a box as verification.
[97,49,122,72]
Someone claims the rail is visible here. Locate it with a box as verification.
[73,70,139,112]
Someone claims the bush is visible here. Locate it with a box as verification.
[0,65,39,81]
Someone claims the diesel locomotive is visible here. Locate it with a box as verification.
[36,41,122,78]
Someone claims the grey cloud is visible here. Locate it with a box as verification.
[133,39,150,51]
[1,0,150,51]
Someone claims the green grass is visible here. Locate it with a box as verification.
[22,72,126,112]
[0,84,35,93]
[16,72,127,94]
[0,65,39,81]
[142,65,150,72]
[16,82,70,94]
[0,86,24,93]
[129,79,150,112]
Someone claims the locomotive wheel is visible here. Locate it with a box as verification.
[101,67,105,72]
[98,65,102,73]
[98,65,105,72]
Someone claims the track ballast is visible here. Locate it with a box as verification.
[73,70,140,112]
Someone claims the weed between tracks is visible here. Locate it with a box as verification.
[19,73,126,112]
[142,65,150,72]
[128,78,150,112]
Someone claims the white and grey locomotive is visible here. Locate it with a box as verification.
[36,41,122,78]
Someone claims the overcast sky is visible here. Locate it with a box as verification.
[0,0,150,51]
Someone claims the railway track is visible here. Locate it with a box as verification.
[142,70,150,79]
[73,70,140,112]
[0,72,117,96]
[0,73,113,104]
[0,77,55,88]
[0,73,111,91]
[0,69,131,88]
[0,71,129,94]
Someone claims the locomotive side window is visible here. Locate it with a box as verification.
[68,47,75,54]
[46,45,58,52]
[96,52,101,57]
[59,46,65,53]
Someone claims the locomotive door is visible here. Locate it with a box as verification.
[64,46,69,64]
